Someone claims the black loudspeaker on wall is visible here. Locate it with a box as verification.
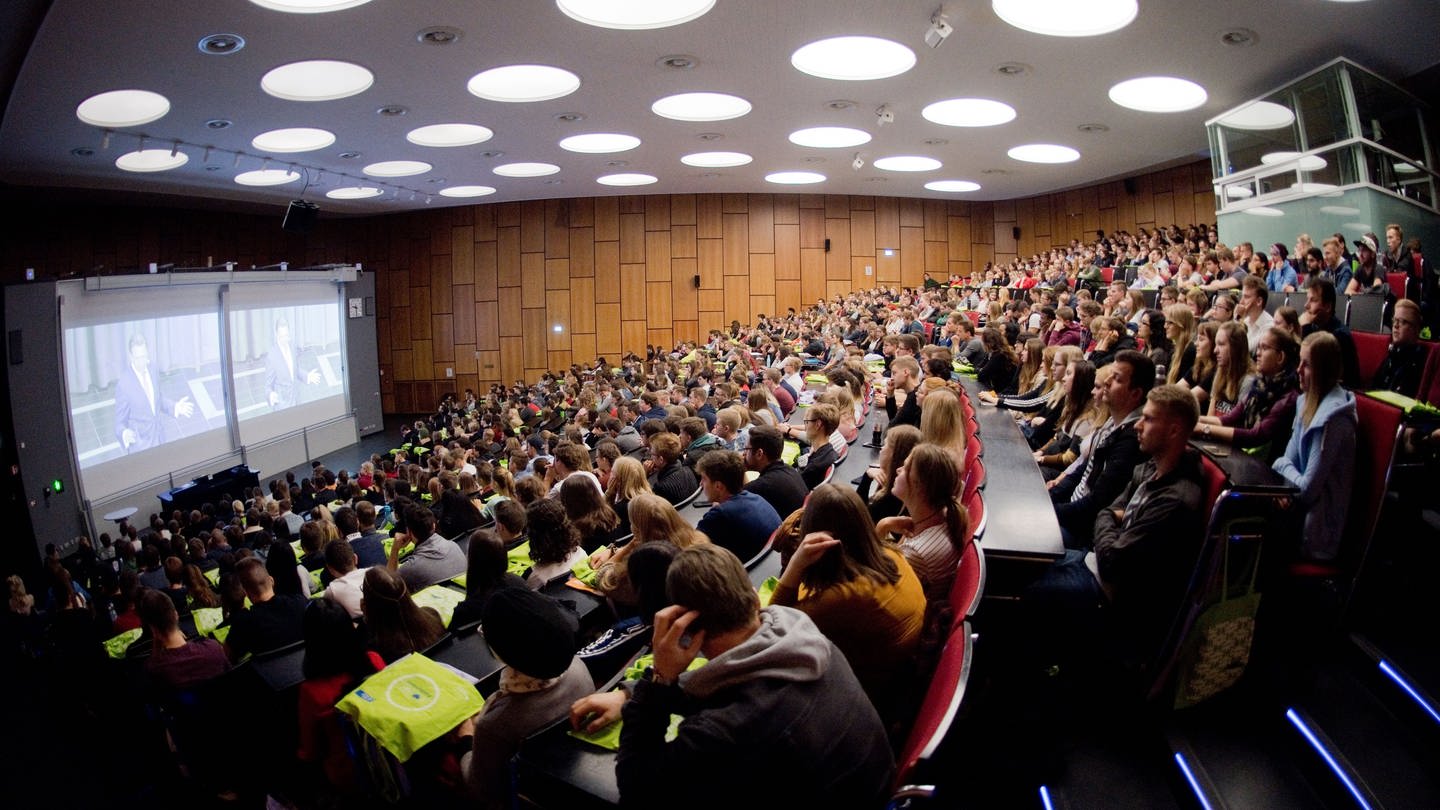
[693,274,701,288]
[824,238,831,253]
[282,200,320,234]
[1122,178,1137,195]
[1012,226,1021,240]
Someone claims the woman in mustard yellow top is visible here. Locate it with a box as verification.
[770,484,926,712]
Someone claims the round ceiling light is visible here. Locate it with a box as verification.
[1107,76,1208,112]
[467,64,580,102]
[992,0,1137,37]
[406,123,495,147]
[251,127,336,153]
[76,89,170,127]
[261,60,373,101]
[597,173,658,186]
[234,169,301,186]
[493,162,561,177]
[1394,162,1422,174]
[791,36,916,81]
[439,185,498,198]
[921,98,1017,127]
[249,0,374,12]
[789,126,871,148]
[1260,152,1327,171]
[1216,100,1295,130]
[873,156,942,172]
[556,0,714,29]
[1243,206,1285,217]
[766,171,826,185]
[326,186,384,199]
[651,92,752,122]
[681,151,752,167]
[1007,143,1080,163]
[926,180,981,192]
[1223,185,1255,199]
[559,133,641,153]
[363,160,432,177]
[115,149,189,172]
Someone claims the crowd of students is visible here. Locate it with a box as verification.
[4,217,1435,808]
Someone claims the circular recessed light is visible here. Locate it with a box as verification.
[1243,206,1285,217]
[681,151,752,167]
[873,156,942,172]
[922,98,1017,127]
[766,171,826,185]
[554,112,586,122]
[406,123,494,147]
[493,162,560,177]
[249,0,374,12]
[1107,76,1208,112]
[1319,205,1360,216]
[557,0,714,29]
[417,26,462,45]
[1219,28,1258,47]
[70,147,95,157]
[363,160,431,177]
[76,89,170,127]
[198,33,246,55]
[1008,143,1080,163]
[651,92,752,122]
[1217,100,1294,130]
[327,186,384,199]
[439,185,498,198]
[234,169,302,186]
[597,173,658,186]
[1394,162,1422,174]
[789,126,871,148]
[926,180,981,192]
[376,105,408,117]
[559,133,641,153]
[1260,152,1327,171]
[656,54,699,70]
[1077,122,1110,133]
[115,148,188,172]
[791,36,916,81]
[205,118,233,130]
[261,60,373,101]
[251,127,336,153]
[467,64,580,103]
[995,62,1031,76]
[1223,185,1255,199]
[992,0,1137,37]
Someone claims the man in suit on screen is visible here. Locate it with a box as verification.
[114,332,194,453]
[264,316,320,411]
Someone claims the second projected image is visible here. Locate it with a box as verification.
[229,303,343,420]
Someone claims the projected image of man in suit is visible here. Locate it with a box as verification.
[265,317,321,410]
[114,332,194,452]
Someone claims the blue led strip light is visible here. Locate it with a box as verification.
[1285,708,1373,810]
[1173,752,1214,810]
[1039,785,1055,810]
[1378,660,1440,725]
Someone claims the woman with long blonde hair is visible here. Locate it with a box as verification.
[1163,303,1196,385]
[591,492,706,605]
[1274,332,1356,562]
[1208,321,1255,418]
[919,388,967,473]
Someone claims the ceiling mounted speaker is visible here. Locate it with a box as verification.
[282,200,319,234]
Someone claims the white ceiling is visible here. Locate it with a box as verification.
[1,0,1437,216]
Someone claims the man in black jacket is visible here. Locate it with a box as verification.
[742,426,807,518]
[1049,350,1153,549]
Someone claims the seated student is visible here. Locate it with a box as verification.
[296,599,384,792]
[918,387,968,475]
[1371,299,1427,397]
[1196,327,1300,461]
[590,493,707,607]
[1274,332,1357,563]
[297,522,328,573]
[361,565,445,663]
[450,530,527,629]
[559,474,624,554]
[877,444,968,603]
[1035,361,1104,478]
[387,502,467,592]
[1025,384,1208,659]
[160,556,190,617]
[975,327,1019,394]
[1049,350,1152,549]
[679,416,723,468]
[348,501,389,569]
[137,588,229,692]
[524,499,587,588]
[224,557,307,661]
[645,432,700,505]
[1300,277,1361,389]
[694,451,782,563]
[741,425,809,520]
[322,539,367,620]
[568,544,894,809]
[455,586,595,808]
[795,403,841,490]
[771,484,925,706]
[859,425,921,524]
[1206,322,1256,419]
[882,356,922,430]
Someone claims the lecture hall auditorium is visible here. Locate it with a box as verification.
[3,1,1440,808]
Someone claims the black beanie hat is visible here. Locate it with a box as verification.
[482,586,577,679]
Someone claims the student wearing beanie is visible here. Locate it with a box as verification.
[458,586,594,808]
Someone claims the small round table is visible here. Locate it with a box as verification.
[102,506,139,526]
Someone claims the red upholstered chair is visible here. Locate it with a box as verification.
[962,457,986,502]
[1199,453,1228,519]
[961,398,976,420]
[922,321,935,342]
[962,487,986,540]
[964,435,983,472]
[819,463,836,486]
[1289,394,1403,595]
[892,621,974,793]
[947,536,986,629]
[1352,331,1389,387]
[1386,271,1408,301]
[965,414,979,441]
[1100,267,1114,284]
[964,310,981,327]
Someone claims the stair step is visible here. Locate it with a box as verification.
[1165,695,1325,810]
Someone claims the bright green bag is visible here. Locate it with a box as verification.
[506,541,532,576]
[335,653,484,763]
[192,607,224,638]
[570,558,599,587]
[781,440,801,466]
[103,628,143,659]
[411,585,465,628]
[756,576,779,607]
[1170,535,1263,710]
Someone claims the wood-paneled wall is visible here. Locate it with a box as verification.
[1,161,1214,413]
